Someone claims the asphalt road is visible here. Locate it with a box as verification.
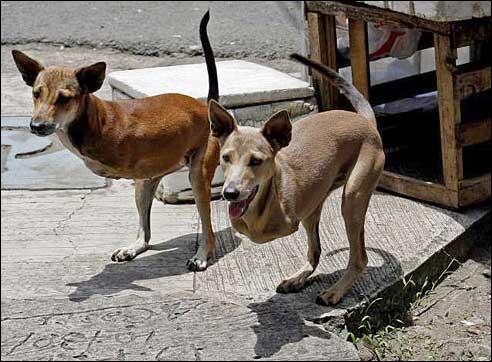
[1,1,304,59]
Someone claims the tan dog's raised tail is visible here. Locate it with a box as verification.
[208,54,385,305]
[12,12,220,271]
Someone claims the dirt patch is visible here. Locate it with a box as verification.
[356,242,491,361]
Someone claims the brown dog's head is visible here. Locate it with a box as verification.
[208,100,292,219]
[11,50,106,136]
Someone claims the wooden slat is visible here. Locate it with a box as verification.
[458,118,492,147]
[378,171,458,208]
[460,173,492,189]
[348,19,370,99]
[307,13,339,111]
[307,12,320,74]
[455,65,491,98]
[323,15,339,110]
[458,173,492,207]
[434,33,462,189]
[306,1,450,34]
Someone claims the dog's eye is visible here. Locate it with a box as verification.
[33,90,40,99]
[222,154,231,163]
[249,157,263,167]
[56,94,71,105]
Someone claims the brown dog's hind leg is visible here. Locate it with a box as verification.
[186,138,219,271]
[317,148,384,305]
[277,204,323,293]
[111,176,163,262]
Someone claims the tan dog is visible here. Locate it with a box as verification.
[208,54,385,305]
[11,12,219,271]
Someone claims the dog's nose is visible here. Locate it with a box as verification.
[30,120,52,136]
[223,186,240,201]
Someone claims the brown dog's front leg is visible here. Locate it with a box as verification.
[111,177,163,262]
[186,141,218,271]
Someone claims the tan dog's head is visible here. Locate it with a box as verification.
[11,50,106,136]
[208,100,292,219]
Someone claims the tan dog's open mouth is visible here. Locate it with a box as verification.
[228,185,259,219]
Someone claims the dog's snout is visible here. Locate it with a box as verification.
[30,120,54,136]
[223,185,240,201]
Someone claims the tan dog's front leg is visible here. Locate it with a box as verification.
[111,177,163,262]
[186,141,218,271]
[277,205,323,293]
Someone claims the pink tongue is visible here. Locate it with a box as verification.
[229,200,248,219]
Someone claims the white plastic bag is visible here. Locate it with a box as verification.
[368,23,422,60]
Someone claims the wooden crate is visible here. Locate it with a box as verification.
[305,1,491,209]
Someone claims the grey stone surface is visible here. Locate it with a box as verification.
[108,60,314,108]
[1,124,107,190]
[1,178,489,359]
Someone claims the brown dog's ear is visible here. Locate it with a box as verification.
[12,50,44,87]
[261,110,292,152]
[208,99,237,140]
[76,62,106,93]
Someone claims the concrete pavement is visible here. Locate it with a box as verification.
[1,1,303,59]
[1,169,488,359]
[1,24,490,360]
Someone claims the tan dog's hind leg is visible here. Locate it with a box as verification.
[277,204,323,293]
[111,176,163,262]
[317,149,384,305]
[186,138,219,271]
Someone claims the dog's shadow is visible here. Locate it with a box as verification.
[67,228,240,302]
[247,247,403,359]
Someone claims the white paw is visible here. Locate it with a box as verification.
[186,255,208,271]
[111,243,147,262]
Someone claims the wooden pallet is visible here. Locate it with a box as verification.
[305,1,491,208]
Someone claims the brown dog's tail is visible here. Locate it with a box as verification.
[290,53,376,127]
[200,11,219,102]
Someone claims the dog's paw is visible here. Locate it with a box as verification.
[186,256,208,272]
[316,288,344,305]
[276,277,306,294]
[111,247,137,262]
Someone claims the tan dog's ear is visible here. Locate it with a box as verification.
[12,50,44,87]
[208,99,237,139]
[261,110,292,152]
[76,62,106,93]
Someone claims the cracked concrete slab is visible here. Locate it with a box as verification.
[1,293,359,361]
[1,118,107,190]
[1,177,489,360]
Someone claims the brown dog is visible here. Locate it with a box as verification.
[12,12,220,271]
[208,54,385,305]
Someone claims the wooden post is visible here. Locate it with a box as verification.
[348,19,370,99]
[434,33,463,196]
[307,13,338,111]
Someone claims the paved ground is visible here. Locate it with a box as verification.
[1,3,491,359]
[1,159,488,360]
[1,1,304,59]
